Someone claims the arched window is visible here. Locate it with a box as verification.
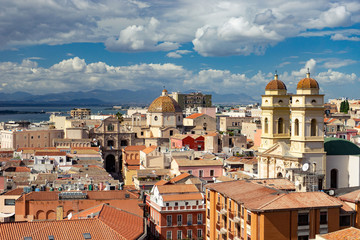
[107,124,114,131]
[264,118,269,134]
[277,172,283,178]
[311,119,317,136]
[294,119,299,136]
[278,118,284,134]
[330,169,338,188]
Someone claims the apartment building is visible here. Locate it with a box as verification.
[147,184,205,239]
[206,180,345,240]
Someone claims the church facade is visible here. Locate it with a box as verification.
[258,72,326,191]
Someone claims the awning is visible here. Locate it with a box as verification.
[0,212,15,218]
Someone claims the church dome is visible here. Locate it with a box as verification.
[297,72,319,89]
[148,90,182,113]
[265,74,287,90]
[324,137,360,155]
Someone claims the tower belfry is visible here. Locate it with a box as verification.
[259,73,290,152]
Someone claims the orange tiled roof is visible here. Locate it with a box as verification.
[297,75,319,89]
[0,204,145,240]
[72,204,105,219]
[170,172,191,183]
[124,145,146,151]
[207,181,341,212]
[265,78,287,90]
[162,193,203,202]
[339,189,360,203]
[320,227,360,240]
[142,145,157,154]
[155,179,169,186]
[148,94,182,113]
[35,151,67,156]
[186,113,204,119]
[127,165,140,170]
[7,166,31,172]
[157,184,199,194]
[3,188,23,195]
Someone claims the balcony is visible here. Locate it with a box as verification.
[229,212,234,219]
[220,208,227,215]
[228,232,234,240]
[233,215,241,223]
[220,226,227,235]
[216,203,223,212]
[216,223,222,231]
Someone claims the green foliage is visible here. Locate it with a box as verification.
[116,112,124,124]
[340,100,350,113]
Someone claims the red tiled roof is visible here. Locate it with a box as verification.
[320,227,360,240]
[157,184,199,194]
[155,179,169,186]
[124,145,146,151]
[207,181,341,212]
[170,172,191,183]
[0,204,145,240]
[186,113,204,119]
[142,145,157,154]
[5,166,31,172]
[35,151,67,156]
[3,188,23,195]
[339,189,360,203]
[162,193,203,201]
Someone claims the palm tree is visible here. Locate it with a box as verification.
[116,111,124,124]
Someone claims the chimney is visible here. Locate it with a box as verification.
[56,206,64,220]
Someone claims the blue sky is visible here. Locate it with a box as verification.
[0,0,359,101]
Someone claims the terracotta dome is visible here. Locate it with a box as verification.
[297,73,319,89]
[148,92,182,113]
[265,74,287,90]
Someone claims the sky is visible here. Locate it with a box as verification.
[0,0,359,101]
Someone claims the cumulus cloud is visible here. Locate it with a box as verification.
[322,59,357,69]
[1,0,360,56]
[0,57,358,99]
[166,50,192,58]
[331,33,360,41]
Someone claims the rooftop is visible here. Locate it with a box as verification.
[319,227,360,240]
[324,137,360,155]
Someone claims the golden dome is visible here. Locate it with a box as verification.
[265,74,287,90]
[297,72,319,89]
[148,91,182,113]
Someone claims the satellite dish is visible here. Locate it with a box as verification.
[67,212,73,220]
[302,163,309,172]
[295,181,300,186]
[285,173,290,179]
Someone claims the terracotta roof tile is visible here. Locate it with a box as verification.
[186,113,204,119]
[141,145,157,154]
[3,188,23,195]
[35,151,67,156]
[124,145,146,151]
[265,79,287,90]
[170,173,191,183]
[162,193,203,202]
[157,184,199,194]
[320,227,360,240]
[174,158,223,167]
[207,181,341,212]
[155,179,169,186]
[297,77,319,89]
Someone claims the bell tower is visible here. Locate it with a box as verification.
[259,73,291,152]
[289,70,326,185]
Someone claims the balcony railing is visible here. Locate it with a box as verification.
[229,212,234,219]
[229,232,234,240]
[216,203,223,212]
[216,223,222,231]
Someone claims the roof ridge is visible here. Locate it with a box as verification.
[257,192,286,210]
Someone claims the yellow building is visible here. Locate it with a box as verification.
[122,145,146,186]
[258,72,326,191]
[206,180,345,240]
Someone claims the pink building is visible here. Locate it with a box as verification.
[170,158,223,182]
[336,129,358,140]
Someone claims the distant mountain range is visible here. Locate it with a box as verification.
[0,89,259,106]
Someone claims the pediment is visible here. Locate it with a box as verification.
[262,142,290,157]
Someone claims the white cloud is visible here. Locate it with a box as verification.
[331,33,360,41]
[322,59,357,69]
[0,57,358,99]
[0,0,360,56]
[166,50,192,58]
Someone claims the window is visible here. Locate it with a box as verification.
[107,124,114,131]
[197,213,203,224]
[311,119,317,136]
[154,116,158,121]
[166,203,169,207]
[5,199,15,205]
[264,118,268,134]
[294,119,299,136]
[247,212,251,224]
[278,118,284,134]
[241,206,244,217]
[177,230,182,240]
[141,131,144,136]
[187,229,192,239]
[340,215,350,226]
[298,213,309,226]
[320,211,327,224]
[197,229,202,238]
[166,231,172,240]
[298,236,309,240]
[175,202,178,206]
[188,170,193,174]
[199,170,203,178]
[177,214,182,226]
[210,170,214,176]
[330,169,338,189]
[167,215,172,226]
[170,130,173,136]
[187,214,192,225]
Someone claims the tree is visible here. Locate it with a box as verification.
[116,112,124,124]
[344,100,350,113]
[340,101,345,112]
